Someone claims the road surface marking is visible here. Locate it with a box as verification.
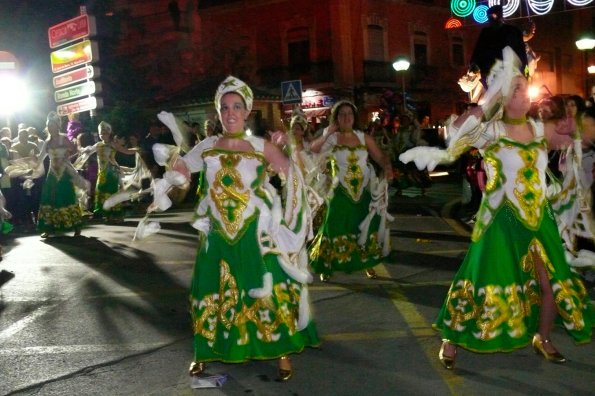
[0,342,175,355]
[378,264,466,394]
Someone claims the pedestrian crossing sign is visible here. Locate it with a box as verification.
[281,80,302,104]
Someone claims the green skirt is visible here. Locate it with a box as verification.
[310,185,383,275]
[434,202,594,352]
[38,171,83,233]
[94,164,121,216]
[190,216,319,363]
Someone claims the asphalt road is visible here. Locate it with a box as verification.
[0,178,593,395]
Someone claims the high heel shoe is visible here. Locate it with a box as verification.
[188,361,205,376]
[532,333,566,363]
[278,356,292,381]
[365,268,377,279]
[438,340,457,369]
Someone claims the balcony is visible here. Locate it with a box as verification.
[363,61,395,84]
[258,61,334,88]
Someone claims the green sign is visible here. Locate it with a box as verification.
[54,81,99,103]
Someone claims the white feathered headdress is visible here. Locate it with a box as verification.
[485,46,524,101]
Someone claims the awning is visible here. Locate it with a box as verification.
[284,107,329,118]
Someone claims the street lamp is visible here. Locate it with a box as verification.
[576,34,595,97]
[392,56,410,112]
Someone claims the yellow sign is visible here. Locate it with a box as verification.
[50,40,98,74]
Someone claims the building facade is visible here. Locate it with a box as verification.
[108,0,595,131]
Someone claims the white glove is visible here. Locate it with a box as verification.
[399,147,453,172]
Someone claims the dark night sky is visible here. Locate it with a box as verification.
[0,0,88,127]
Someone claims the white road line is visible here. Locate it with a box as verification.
[0,342,174,355]
[0,307,51,342]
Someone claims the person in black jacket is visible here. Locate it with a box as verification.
[469,5,528,88]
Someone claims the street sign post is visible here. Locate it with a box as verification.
[54,81,100,103]
[56,96,102,116]
[0,51,18,75]
[281,80,303,104]
[48,14,96,49]
[50,40,98,74]
[53,65,98,89]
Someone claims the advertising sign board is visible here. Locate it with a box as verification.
[53,65,98,89]
[50,40,98,74]
[48,14,96,49]
[54,81,99,103]
[56,96,102,116]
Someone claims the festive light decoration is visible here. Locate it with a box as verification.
[444,17,463,29]
[487,0,520,18]
[567,0,593,5]
[451,0,592,24]
[527,0,555,15]
[473,5,489,23]
[450,0,476,17]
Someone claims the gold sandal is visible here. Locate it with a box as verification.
[438,340,457,369]
[188,361,205,376]
[532,333,566,363]
[278,356,292,381]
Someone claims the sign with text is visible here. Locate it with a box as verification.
[50,40,98,74]
[56,96,102,116]
[54,81,100,103]
[48,14,96,49]
[0,51,18,75]
[53,65,98,89]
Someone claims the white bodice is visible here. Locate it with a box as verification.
[48,146,70,178]
[201,148,268,240]
[324,131,371,202]
[474,120,549,238]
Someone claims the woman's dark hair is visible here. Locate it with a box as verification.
[566,95,586,115]
[583,106,595,121]
[539,95,566,121]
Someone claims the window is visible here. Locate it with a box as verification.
[367,24,384,61]
[287,27,310,73]
[413,31,428,65]
[452,37,464,67]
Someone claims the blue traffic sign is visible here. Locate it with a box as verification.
[281,80,302,104]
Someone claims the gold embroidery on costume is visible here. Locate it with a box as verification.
[311,233,381,266]
[513,148,542,228]
[444,280,480,331]
[483,154,502,193]
[344,150,363,199]
[444,279,540,340]
[191,260,302,346]
[553,279,586,331]
[38,204,83,228]
[211,154,250,236]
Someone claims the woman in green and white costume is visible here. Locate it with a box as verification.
[161,76,319,381]
[309,100,393,282]
[401,47,593,369]
[36,112,88,238]
[77,121,138,220]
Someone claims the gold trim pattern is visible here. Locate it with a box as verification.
[191,259,302,346]
[210,154,250,236]
[513,148,543,228]
[344,150,364,200]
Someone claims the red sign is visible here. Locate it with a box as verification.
[53,65,98,89]
[50,40,98,74]
[48,14,95,49]
[56,96,102,116]
[0,51,18,74]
